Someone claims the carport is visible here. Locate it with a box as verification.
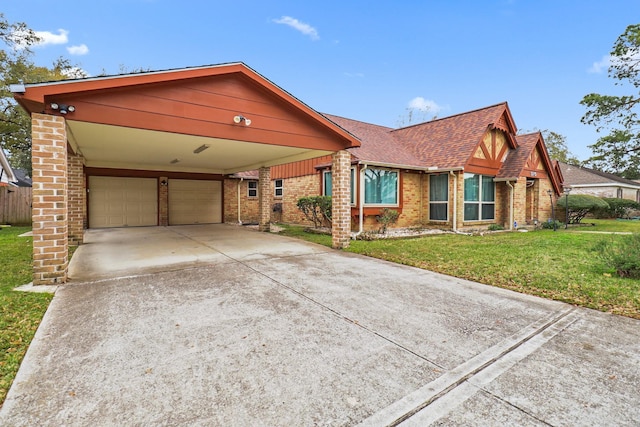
[12,62,360,285]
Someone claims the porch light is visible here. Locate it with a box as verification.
[193,144,210,154]
[50,103,75,115]
[233,115,251,126]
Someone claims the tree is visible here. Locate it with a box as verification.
[538,129,580,164]
[581,24,640,179]
[0,14,80,173]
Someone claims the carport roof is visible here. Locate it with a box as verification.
[13,62,361,175]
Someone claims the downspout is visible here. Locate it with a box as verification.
[450,171,457,233]
[506,180,514,230]
[237,178,243,224]
[354,164,368,238]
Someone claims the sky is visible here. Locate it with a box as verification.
[4,1,640,161]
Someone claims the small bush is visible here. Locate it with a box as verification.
[556,194,609,224]
[594,198,640,219]
[376,208,399,234]
[541,220,564,229]
[593,233,640,278]
[296,196,332,228]
[488,224,504,231]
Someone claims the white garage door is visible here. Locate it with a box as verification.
[168,179,222,225]
[89,176,158,228]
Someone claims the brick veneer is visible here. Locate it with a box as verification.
[159,177,169,226]
[31,113,68,285]
[331,150,351,248]
[67,150,85,244]
[258,167,271,231]
[223,179,260,224]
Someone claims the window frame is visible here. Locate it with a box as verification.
[247,180,258,198]
[274,179,283,198]
[429,173,449,221]
[463,173,495,221]
[322,168,356,205]
[363,168,400,207]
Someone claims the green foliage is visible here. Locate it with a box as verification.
[296,196,332,228]
[541,219,564,229]
[556,194,609,223]
[487,224,505,231]
[594,198,640,219]
[593,233,640,278]
[376,208,399,234]
[580,24,640,178]
[539,129,581,164]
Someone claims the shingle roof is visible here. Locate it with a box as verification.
[559,162,640,188]
[497,132,540,179]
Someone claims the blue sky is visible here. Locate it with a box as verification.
[5,1,640,161]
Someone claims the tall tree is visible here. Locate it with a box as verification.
[0,14,78,174]
[539,129,580,164]
[581,24,640,179]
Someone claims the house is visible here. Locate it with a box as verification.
[0,145,17,187]
[558,162,640,202]
[12,63,361,285]
[228,103,562,233]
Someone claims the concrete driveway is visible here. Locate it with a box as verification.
[1,225,639,426]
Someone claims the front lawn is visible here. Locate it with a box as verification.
[279,221,640,319]
[0,227,52,405]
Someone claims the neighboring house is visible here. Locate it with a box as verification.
[12,169,33,187]
[228,103,562,233]
[0,145,17,187]
[558,162,640,202]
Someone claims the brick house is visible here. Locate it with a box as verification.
[558,162,640,202]
[12,63,360,285]
[227,103,563,233]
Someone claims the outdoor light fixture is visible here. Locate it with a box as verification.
[50,103,75,115]
[233,115,252,126]
[547,189,557,232]
[160,179,168,186]
[193,144,210,154]
[564,187,572,229]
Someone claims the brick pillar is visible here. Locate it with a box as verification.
[67,150,85,245]
[331,150,351,249]
[159,177,169,226]
[32,113,68,285]
[258,167,271,232]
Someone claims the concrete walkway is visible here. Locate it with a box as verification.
[1,225,639,426]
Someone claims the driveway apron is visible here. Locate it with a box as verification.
[1,225,639,426]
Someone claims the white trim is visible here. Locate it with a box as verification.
[0,147,17,184]
[363,167,400,207]
[571,183,640,190]
[428,173,449,222]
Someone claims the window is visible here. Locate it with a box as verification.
[429,174,448,221]
[617,188,623,198]
[364,168,398,205]
[247,181,257,198]
[322,168,356,205]
[463,173,495,221]
[274,179,283,198]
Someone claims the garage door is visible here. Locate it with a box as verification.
[89,176,158,228]
[168,179,222,225]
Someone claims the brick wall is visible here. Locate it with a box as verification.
[331,150,351,248]
[67,150,85,244]
[159,177,168,226]
[276,174,321,226]
[223,178,260,224]
[31,113,68,285]
[258,167,271,231]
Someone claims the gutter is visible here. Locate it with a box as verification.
[237,178,243,224]
[506,180,515,230]
[450,171,458,233]
[354,164,369,238]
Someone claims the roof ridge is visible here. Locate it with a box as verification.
[322,113,394,131]
[392,101,509,132]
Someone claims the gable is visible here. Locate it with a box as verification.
[465,128,511,174]
[522,146,549,178]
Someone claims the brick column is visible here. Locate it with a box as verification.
[159,177,169,226]
[331,150,351,248]
[67,150,85,245]
[31,113,68,285]
[258,167,271,232]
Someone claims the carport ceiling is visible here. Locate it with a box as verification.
[68,120,331,174]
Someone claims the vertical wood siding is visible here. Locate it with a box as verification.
[0,186,32,225]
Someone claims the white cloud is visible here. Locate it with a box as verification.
[273,16,319,40]
[588,55,611,74]
[408,97,444,114]
[34,29,69,46]
[67,44,89,55]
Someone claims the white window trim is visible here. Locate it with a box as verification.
[274,179,283,198]
[247,181,258,198]
[363,168,400,207]
[429,174,449,222]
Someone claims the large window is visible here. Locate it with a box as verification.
[323,169,356,205]
[364,168,398,205]
[464,173,495,221]
[429,174,448,221]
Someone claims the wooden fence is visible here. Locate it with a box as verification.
[0,186,32,225]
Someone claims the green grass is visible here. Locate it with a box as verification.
[279,222,640,319]
[0,227,52,405]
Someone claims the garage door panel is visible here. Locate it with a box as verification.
[169,179,222,225]
[89,177,158,228]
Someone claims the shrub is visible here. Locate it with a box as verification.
[376,208,399,234]
[541,219,564,229]
[595,198,640,219]
[487,224,504,231]
[593,233,640,278]
[296,196,332,228]
[556,194,609,224]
